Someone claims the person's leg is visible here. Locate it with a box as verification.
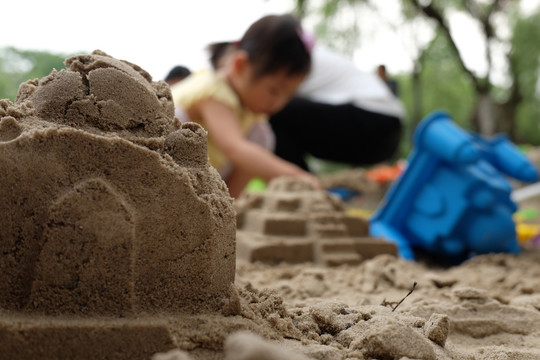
[269,98,312,170]
[270,98,402,168]
[305,105,402,165]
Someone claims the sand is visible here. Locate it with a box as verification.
[0,50,237,358]
[1,51,540,360]
[235,177,397,266]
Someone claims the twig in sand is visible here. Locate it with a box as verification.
[381,282,417,312]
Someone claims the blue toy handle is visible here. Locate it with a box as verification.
[414,111,479,165]
[488,135,538,182]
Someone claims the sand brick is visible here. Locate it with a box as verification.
[236,178,397,266]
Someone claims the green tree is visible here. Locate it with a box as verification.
[293,0,367,56]
[295,0,540,144]
[510,10,540,145]
[406,0,534,138]
[397,31,476,146]
[0,47,69,101]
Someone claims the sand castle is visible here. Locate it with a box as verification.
[0,51,236,358]
[236,177,397,266]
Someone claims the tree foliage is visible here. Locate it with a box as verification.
[294,0,368,56]
[295,0,540,154]
[401,31,476,125]
[0,47,68,101]
[511,9,540,144]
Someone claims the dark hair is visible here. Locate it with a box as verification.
[165,65,191,82]
[208,14,311,78]
[207,42,236,70]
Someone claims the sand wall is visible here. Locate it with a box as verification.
[0,50,236,316]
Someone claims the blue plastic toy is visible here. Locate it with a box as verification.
[370,111,539,261]
[328,187,361,201]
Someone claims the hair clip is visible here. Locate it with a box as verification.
[297,28,316,53]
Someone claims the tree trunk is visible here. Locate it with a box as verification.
[496,98,520,141]
[411,61,423,131]
[472,92,496,136]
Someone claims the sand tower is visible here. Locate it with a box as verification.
[0,51,236,358]
[236,178,396,266]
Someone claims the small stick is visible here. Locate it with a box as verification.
[389,282,417,312]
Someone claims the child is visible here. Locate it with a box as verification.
[171,14,319,198]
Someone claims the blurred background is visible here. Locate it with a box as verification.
[1,0,539,161]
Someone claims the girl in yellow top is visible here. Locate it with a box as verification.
[171,14,319,198]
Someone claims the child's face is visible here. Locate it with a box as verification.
[236,64,305,115]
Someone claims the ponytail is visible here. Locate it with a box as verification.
[207,42,236,70]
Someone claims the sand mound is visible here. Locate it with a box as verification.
[0,50,237,358]
[16,49,174,138]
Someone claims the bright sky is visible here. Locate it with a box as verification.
[2,0,539,82]
[1,0,295,80]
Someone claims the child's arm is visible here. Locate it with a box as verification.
[199,98,319,185]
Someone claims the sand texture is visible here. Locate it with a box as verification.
[1,51,540,360]
[0,51,237,358]
[149,247,540,360]
[236,178,396,266]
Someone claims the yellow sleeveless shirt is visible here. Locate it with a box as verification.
[171,70,266,172]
